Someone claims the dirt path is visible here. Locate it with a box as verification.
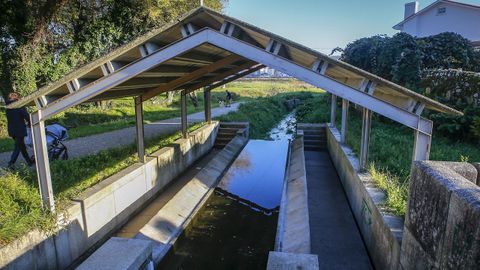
[0,103,240,168]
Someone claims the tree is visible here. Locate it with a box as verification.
[0,0,228,98]
[418,32,479,71]
[380,33,422,89]
[340,35,388,74]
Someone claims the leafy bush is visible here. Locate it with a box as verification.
[341,32,480,89]
[418,32,480,71]
[422,69,480,142]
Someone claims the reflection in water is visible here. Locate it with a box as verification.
[159,114,293,270]
[218,139,288,209]
[158,191,278,270]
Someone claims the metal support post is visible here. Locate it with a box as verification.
[360,108,373,171]
[134,96,145,163]
[31,111,55,212]
[330,94,337,127]
[204,87,211,124]
[413,130,431,161]
[181,90,188,138]
[341,99,349,143]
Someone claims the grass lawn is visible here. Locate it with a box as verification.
[0,79,319,245]
[296,93,480,216]
[0,122,205,245]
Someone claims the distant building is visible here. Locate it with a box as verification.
[247,67,291,78]
[393,0,480,46]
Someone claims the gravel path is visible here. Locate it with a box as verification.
[0,103,240,168]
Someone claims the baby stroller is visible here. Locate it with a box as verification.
[26,124,69,160]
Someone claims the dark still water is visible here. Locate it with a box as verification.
[159,137,290,270]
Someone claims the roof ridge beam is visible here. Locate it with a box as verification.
[206,30,432,135]
[33,29,210,123]
[141,54,244,101]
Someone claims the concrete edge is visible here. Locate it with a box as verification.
[326,125,404,270]
[135,133,249,264]
[266,251,319,270]
[274,135,311,254]
[0,122,219,269]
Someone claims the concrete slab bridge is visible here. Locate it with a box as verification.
[8,6,460,218]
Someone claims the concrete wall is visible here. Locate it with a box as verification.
[400,161,480,269]
[138,130,249,263]
[275,135,311,254]
[0,122,219,270]
[326,126,403,270]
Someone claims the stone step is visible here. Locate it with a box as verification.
[217,136,236,142]
[220,123,248,129]
[304,145,326,151]
[214,142,228,149]
[218,129,238,136]
[296,123,326,130]
[215,137,233,143]
[304,139,326,144]
[301,130,326,136]
[304,134,326,141]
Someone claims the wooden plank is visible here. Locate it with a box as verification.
[142,54,243,101]
[185,61,257,93]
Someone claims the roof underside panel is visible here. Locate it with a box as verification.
[9,7,461,118]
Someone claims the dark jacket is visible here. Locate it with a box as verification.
[5,101,30,138]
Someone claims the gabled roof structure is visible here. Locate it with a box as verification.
[8,7,461,211]
[10,7,460,116]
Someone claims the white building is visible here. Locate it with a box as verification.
[393,0,480,45]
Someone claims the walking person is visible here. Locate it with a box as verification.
[5,92,34,169]
[225,90,233,107]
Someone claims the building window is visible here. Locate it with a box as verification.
[437,7,446,15]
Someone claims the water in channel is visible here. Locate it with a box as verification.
[158,113,296,270]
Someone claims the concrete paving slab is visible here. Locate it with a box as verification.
[76,237,152,270]
[266,251,319,270]
[305,150,373,270]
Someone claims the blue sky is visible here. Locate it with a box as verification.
[224,0,480,54]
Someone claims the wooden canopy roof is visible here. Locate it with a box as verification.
[8,7,461,120]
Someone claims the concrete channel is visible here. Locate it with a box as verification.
[78,118,383,270]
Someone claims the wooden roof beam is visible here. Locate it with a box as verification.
[207,64,265,90]
[184,61,258,93]
[142,54,244,101]
[33,29,210,123]
[207,29,432,135]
